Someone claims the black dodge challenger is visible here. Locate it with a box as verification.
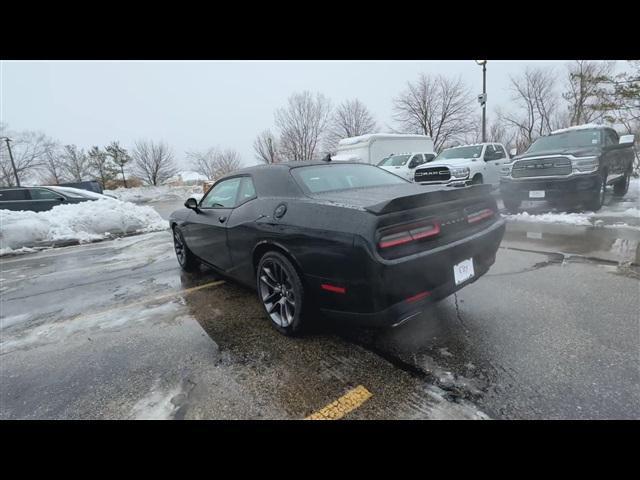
[169,161,505,335]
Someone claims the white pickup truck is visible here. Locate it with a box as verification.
[413,143,511,187]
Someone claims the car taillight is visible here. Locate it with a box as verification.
[378,221,440,249]
[467,208,494,224]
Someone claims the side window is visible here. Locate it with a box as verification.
[200,177,242,209]
[605,130,618,146]
[237,177,256,204]
[29,188,64,200]
[484,145,495,161]
[409,154,424,168]
[0,189,29,201]
[494,145,506,159]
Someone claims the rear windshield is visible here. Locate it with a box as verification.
[291,164,407,194]
[527,129,602,153]
[437,145,483,160]
[378,154,411,167]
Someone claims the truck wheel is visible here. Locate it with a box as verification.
[584,172,607,211]
[471,174,483,185]
[613,169,631,197]
[503,197,521,214]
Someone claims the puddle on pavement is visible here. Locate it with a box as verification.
[503,222,640,265]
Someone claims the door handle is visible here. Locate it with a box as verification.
[218,216,227,223]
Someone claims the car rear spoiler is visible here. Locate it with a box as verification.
[365,184,494,215]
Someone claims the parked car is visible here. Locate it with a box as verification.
[0,186,102,212]
[57,180,103,194]
[333,133,435,166]
[414,143,511,187]
[499,125,635,213]
[169,160,505,335]
[376,152,436,181]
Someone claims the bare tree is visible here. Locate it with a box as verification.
[563,61,615,125]
[188,147,241,180]
[392,74,475,152]
[324,98,377,152]
[275,91,332,161]
[500,67,560,152]
[131,140,178,186]
[214,149,242,177]
[0,124,56,186]
[253,130,281,164]
[187,148,220,180]
[88,146,117,188]
[60,145,89,182]
[39,142,66,185]
[105,141,132,188]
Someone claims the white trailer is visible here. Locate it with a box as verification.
[333,133,435,166]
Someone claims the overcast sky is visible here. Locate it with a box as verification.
[0,60,604,169]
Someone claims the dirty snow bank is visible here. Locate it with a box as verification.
[105,185,203,203]
[503,211,594,227]
[0,198,167,255]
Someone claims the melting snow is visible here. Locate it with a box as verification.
[104,185,203,203]
[0,198,167,254]
[130,380,183,420]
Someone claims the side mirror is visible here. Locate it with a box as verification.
[184,197,199,211]
[619,134,635,146]
[509,148,517,157]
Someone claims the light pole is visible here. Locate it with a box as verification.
[475,60,487,143]
[1,136,20,187]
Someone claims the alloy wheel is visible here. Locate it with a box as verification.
[259,259,296,327]
[173,230,186,266]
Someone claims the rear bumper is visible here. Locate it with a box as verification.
[500,173,601,203]
[309,218,505,328]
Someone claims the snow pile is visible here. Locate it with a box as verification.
[0,198,167,255]
[503,211,594,227]
[104,185,203,204]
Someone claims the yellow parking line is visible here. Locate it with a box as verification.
[305,385,372,420]
[63,279,226,323]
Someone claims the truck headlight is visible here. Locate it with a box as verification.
[500,164,513,177]
[450,167,470,178]
[571,156,599,173]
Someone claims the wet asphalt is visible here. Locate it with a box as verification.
[1,188,638,419]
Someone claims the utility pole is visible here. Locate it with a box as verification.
[1,137,20,186]
[475,60,488,143]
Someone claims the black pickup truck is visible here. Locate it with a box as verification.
[499,125,635,212]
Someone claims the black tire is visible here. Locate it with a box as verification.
[584,172,607,212]
[503,197,521,214]
[173,226,200,272]
[471,174,483,185]
[613,169,631,197]
[256,251,306,336]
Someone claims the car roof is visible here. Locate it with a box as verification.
[228,160,364,177]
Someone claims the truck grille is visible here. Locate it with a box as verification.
[512,157,572,178]
[414,167,451,182]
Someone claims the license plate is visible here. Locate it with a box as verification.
[453,258,475,286]
[529,190,545,198]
